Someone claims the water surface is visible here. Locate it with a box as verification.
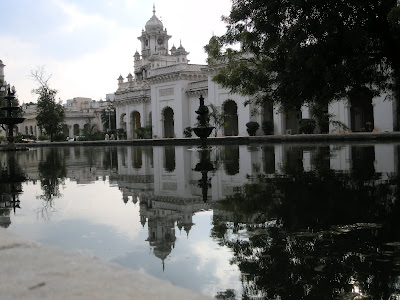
[2,143,400,299]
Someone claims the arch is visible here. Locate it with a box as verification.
[163,107,174,138]
[25,126,28,135]
[29,126,33,135]
[223,100,238,136]
[130,111,141,139]
[349,88,374,132]
[73,124,80,136]
[262,101,274,135]
[285,107,302,134]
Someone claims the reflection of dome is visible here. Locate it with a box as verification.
[145,6,163,32]
[153,241,173,261]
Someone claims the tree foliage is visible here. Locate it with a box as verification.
[100,107,116,131]
[207,103,230,137]
[205,0,400,110]
[31,67,65,142]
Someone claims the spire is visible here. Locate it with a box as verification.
[153,4,156,15]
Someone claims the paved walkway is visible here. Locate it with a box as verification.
[0,229,211,300]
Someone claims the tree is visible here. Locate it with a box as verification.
[31,67,65,142]
[83,117,98,136]
[205,0,400,111]
[101,107,116,132]
[207,103,230,137]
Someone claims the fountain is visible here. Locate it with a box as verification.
[193,95,215,202]
[0,86,26,150]
[193,95,214,149]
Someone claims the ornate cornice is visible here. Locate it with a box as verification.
[187,89,208,97]
[147,72,207,84]
[114,96,150,107]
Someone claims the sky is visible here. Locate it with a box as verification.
[0,0,232,104]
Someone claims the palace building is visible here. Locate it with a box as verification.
[114,6,399,139]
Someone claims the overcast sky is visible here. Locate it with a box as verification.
[1,0,232,103]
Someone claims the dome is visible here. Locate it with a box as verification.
[145,5,163,32]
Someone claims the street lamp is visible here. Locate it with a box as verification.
[105,106,114,132]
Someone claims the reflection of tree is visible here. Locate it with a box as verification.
[212,163,400,299]
[38,148,67,202]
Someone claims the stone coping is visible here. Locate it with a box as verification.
[2,132,400,149]
[0,228,211,300]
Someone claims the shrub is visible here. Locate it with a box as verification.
[117,129,127,140]
[365,122,373,132]
[53,132,65,142]
[135,125,152,139]
[262,120,274,135]
[246,121,260,136]
[299,119,316,134]
[15,133,37,143]
[183,127,193,138]
[38,134,49,141]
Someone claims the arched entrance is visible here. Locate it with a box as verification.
[285,107,302,134]
[131,111,141,139]
[349,88,374,132]
[73,124,80,136]
[262,101,274,135]
[223,100,238,136]
[163,107,174,138]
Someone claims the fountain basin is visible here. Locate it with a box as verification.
[193,126,214,139]
[0,117,26,125]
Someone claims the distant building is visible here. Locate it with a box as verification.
[16,97,112,139]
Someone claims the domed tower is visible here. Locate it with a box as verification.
[136,5,173,78]
[138,5,171,59]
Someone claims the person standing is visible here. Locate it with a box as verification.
[105,133,109,140]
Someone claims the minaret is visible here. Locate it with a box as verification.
[117,75,124,88]
[174,41,189,64]
[0,60,5,85]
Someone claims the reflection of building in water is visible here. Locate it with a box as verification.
[20,147,118,184]
[6,143,400,264]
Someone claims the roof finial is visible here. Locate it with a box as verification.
[153,4,156,15]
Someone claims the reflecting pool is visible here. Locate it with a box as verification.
[2,143,400,299]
